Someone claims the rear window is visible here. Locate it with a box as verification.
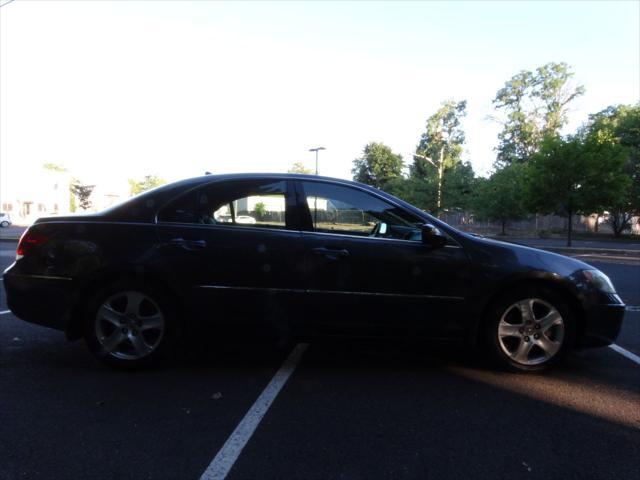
[157,180,289,230]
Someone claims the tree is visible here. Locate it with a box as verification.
[43,163,67,172]
[441,161,476,213]
[493,71,538,165]
[585,104,640,236]
[473,164,528,235]
[128,175,166,196]
[288,162,313,174]
[384,176,437,212]
[254,202,267,220]
[493,62,585,166]
[579,137,632,237]
[70,180,95,211]
[352,142,403,188]
[526,135,628,246]
[413,100,467,215]
[384,162,476,214]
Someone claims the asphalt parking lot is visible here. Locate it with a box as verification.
[1,242,638,480]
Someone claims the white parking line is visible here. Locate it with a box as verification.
[199,342,309,480]
[609,344,640,365]
[0,310,11,315]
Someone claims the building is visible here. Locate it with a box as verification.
[0,169,72,225]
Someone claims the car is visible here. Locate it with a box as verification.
[235,215,257,224]
[2,173,625,371]
[0,212,11,227]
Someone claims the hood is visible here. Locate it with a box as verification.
[460,234,593,279]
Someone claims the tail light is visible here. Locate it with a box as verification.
[16,228,49,260]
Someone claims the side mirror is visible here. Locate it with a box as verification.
[421,223,447,248]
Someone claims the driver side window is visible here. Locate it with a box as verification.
[300,181,423,240]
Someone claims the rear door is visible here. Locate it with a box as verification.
[154,178,305,334]
[295,179,471,339]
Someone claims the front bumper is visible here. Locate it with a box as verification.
[3,272,75,332]
[578,294,625,347]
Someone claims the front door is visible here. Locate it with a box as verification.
[296,180,471,339]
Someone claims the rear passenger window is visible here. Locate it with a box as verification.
[158,180,289,230]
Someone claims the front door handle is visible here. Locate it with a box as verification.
[312,247,350,259]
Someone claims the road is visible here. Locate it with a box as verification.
[1,242,638,480]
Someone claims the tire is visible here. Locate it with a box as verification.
[83,280,177,369]
[483,286,575,372]
[0,221,8,228]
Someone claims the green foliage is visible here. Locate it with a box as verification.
[411,100,468,215]
[384,176,437,212]
[473,164,528,234]
[43,163,67,172]
[380,100,472,215]
[69,190,77,213]
[128,175,166,196]
[535,63,586,135]
[253,202,267,219]
[352,142,403,188]
[384,162,476,214]
[70,180,95,211]
[288,162,314,174]
[493,62,585,166]
[526,135,629,244]
[442,161,476,212]
[413,100,467,178]
[584,103,640,235]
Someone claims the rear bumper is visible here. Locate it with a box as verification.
[3,272,75,332]
[578,302,625,348]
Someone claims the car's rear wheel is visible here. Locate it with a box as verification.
[0,221,9,227]
[484,286,575,372]
[83,281,176,369]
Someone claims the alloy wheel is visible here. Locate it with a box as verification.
[497,298,565,366]
[95,290,165,360]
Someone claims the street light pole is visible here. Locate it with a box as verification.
[309,147,325,175]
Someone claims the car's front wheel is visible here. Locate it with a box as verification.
[0,221,9,227]
[484,287,575,372]
[83,281,176,369]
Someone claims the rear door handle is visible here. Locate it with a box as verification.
[169,238,207,250]
[312,247,350,259]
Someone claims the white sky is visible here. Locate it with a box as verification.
[1,0,639,193]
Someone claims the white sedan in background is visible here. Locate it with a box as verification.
[235,215,257,224]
